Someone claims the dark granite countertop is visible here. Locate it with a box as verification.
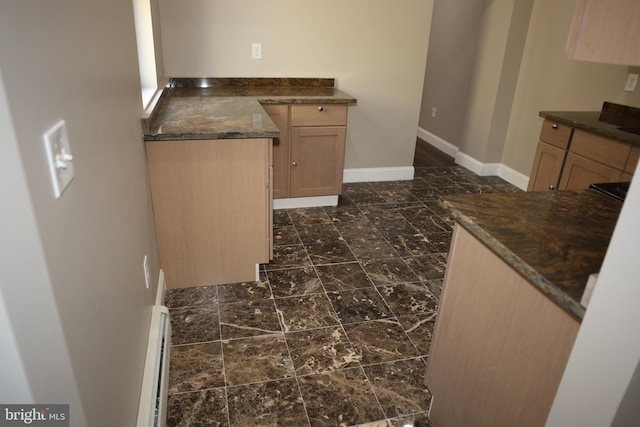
[540,110,640,148]
[443,190,623,320]
[143,78,357,141]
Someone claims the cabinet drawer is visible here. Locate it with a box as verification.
[291,104,348,127]
[570,130,631,170]
[539,120,572,149]
[625,147,640,174]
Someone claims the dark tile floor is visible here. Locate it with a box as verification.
[164,166,521,427]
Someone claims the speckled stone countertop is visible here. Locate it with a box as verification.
[143,78,357,141]
[443,190,623,320]
[540,110,640,147]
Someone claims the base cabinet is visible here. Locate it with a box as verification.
[146,138,272,288]
[426,225,579,427]
[263,103,348,199]
[528,120,635,191]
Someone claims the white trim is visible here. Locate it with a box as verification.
[273,195,339,209]
[417,127,459,158]
[343,166,415,183]
[417,127,530,190]
[154,269,165,306]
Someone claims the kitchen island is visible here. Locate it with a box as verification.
[142,78,356,289]
[426,189,622,426]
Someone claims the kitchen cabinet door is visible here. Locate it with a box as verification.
[290,126,346,197]
[559,153,623,190]
[527,142,567,191]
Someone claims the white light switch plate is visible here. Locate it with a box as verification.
[624,73,638,92]
[43,120,74,198]
[251,43,262,60]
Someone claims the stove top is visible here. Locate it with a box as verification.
[589,182,630,201]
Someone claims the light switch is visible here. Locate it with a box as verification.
[251,43,262,60]
[43,120,74,199]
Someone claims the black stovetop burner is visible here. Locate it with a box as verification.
[589,182,630,201]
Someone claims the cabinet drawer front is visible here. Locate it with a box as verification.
[291,104,347,126]
[570,130,630,170]
[539,120,572,149]
[626,147,640,174]
[559,152,623,190]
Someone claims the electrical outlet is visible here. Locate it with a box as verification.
[251,43,262,60]
[43,120,74,199]
[143,255,151,289]
[624,73,638,92]
[431,107,437,119]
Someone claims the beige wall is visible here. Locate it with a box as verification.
[159,0,434,169]
[418,0,487,147]
[502,0,638,175]
[0,1,159,425]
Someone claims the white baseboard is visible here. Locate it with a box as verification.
[417,127,530,190]
[343,166,415,183]
[273,195,338,209]
[155,269,166,306]
[417,127,459,158]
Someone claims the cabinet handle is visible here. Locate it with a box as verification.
[549,184,556,190]
[291,161,298,168]
[552,124,558,129]
[318,106,324,112]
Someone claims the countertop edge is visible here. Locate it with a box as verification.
[444,200,586,320]
[539,110,640,147]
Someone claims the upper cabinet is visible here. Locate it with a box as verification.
[566,0,640,66]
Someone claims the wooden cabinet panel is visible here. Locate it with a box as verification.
[570,130,631,170]
[290,126,346,197]
[426,225,579,427]
[559,152,623,190]
[625,147,640,174]
[262,104,290,199]
[146,138,271,288]
[527,142,566,191]
[291,104,347,127]
[539,120,572,149]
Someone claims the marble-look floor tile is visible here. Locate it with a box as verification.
[297,367,385,427]
[265,244,312,270]
[324,204,367,223]
[334,219,386,240]
[363,358,431,418]
[400,313,436,356]
[376,283,438,318]
[387,412,433,427]
[268,267,323,298]
[286,327,361,375]
[218,300,281,339]
[315,262,374,292]
[295,222,341,244]
[227,378,309,427]
[327,288,393,324]
[408,187,442,202]
[386,232,438,257]
[273,209,292,227]
[424,232,452,253]
[403,254,447,282]
[424,279,443,300]
[377,189,419,204]
[345,237,399,261]
[346,192,388,206]
[169,342,224,394]
[223,334,294,386]
[361,258,419,286]
[275,294,340,332]
[272,225,301,246]
[217,279,272,304]
[170,306,220,345]
[165,285,217,309]
[288,207,332,225]
[406,215,451,236]
[305,240,357,265]
[343,319,419,365]
[167,388,228,427]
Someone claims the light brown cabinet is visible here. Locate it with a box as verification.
[528,120,635,191]
[146,138,272,288]
[426,225,580,427]
[263,104,348,199]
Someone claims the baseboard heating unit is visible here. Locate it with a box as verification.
[137,305,171,427]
